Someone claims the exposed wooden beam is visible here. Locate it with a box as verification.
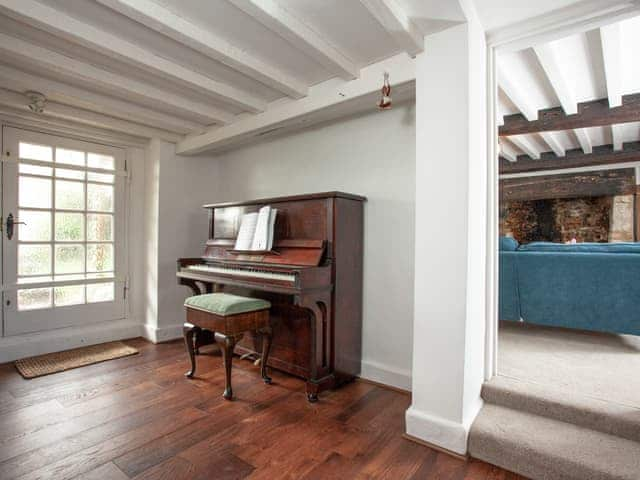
[509,135,541,159]
[0,0,265,113]
[534,44,577,115]
[539,131,566,157]
[500,169,635,202]
[499,140,518,162]
[497,65,538,121]
[177,53,414,155]
[499,141,640,174]
[0,89,181,142]
[0,32,234,125]
[612,124,624,150]
[227,0,358,80]
[358,0,423,57]
[600,22,622,108]
[574,127,593,154]
[499,93,640,136]
[0,65,203,134]
[95,0,308,99]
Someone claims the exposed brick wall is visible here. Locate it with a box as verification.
[499,196,632,243]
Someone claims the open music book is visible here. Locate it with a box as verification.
[234,206,278,251]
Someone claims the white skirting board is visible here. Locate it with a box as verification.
[0,318,142,363]
[141,323,183,344]
[360,359,412,392]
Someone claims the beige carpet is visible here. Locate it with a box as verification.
[15,341,138,379]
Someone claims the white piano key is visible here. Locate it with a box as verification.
[185,264,296,283]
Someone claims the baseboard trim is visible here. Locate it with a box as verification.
[0,319,142,363]
[405,406,472,455]
[402,433,469,460]
[141,323,183,344]
[360,359,412,391]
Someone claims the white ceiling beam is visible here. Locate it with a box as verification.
[0,89,181,142]
[497,66,538,121]
[508,135,541,159]
[358,0,423,57]
[611,124,624,150]
[0,65,203,134]
[539,131,566,157]
[228,0,359,80]
[177,53,413,155]
[0,0,265,113]
[0,33,234,126]
[95,0,308,99]
[533,44,577,115]
[499,140,518,162]
[574,128,593,154]
[600,23,622,108]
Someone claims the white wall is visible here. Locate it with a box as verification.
[206,103,417,390]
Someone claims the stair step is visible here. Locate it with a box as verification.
[482,375,640,443]
[469,404,640,480]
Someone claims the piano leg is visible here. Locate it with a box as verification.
[183,322,201,378]
[258,326,273,384]
[215,332,240,400]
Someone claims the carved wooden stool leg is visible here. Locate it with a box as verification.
[215,332,237,400]
[183,323,200,378]
[259,326,273,384]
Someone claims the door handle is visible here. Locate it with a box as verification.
[6,213,26,240]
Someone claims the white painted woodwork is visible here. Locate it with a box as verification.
[227,0,359,80]
[359,0,424,57]
[499,140,518,162]
[95,0,308,99]
[497,64,538,120]
[0,65,202,135]
[611,124,624,150]
[539,132,566,157]
[600,22,623,108]
[177,53,414,155]
[0,0,265,113]
[574,127,593,154]
[0,32,234,126]
[534,44,578,114]
[508,135,541,159]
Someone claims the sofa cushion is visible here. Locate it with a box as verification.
[184,293,270,316]
[518,242,640,254]
[499,236,519,251]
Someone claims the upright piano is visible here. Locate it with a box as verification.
[177,191,366,401]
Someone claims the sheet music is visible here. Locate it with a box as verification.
[267,208,277,250]
[251,206,272,251]
[234,212,258,250]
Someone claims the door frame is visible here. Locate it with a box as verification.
[483,1,640,380]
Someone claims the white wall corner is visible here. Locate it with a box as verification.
[141,322,183,344]
[360,359,412,391]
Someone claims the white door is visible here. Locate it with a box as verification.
[2,127,127,336]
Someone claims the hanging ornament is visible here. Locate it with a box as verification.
[377,72,392,110]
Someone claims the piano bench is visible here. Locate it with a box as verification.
[182,293,272,400]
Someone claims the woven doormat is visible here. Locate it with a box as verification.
[15,341,139,379]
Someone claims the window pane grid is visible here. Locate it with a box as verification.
[16,146,117,311]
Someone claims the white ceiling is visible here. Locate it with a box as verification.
[498,14,640,161]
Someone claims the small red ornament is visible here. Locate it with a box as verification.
[378,72,392,110]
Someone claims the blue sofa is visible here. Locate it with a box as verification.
[499,237,640,336]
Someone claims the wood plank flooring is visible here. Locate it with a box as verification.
[0,338,526,479]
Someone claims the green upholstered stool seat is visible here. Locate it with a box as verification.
[184,293,270,316]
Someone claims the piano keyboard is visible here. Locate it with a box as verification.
[185,264,296,283]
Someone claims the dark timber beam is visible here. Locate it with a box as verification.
[499,93,640,136]
[500,142,640,174]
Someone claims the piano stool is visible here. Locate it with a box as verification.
[183,293,273,400]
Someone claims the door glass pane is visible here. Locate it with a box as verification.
[54,285,85,307]
[87,214,113,241]
[20,164,53,176]
[87,244,113,272]
[55,213,84,241]
[87,172,114,183]
[87,282,114,303]
[19,143,52,162]
[55,180,84,210]
[87,153,114,170]
[87,184,113,212]
[56,148,85,166]
[19,210,51,241]
[56,168,85,180]
[18,244,51,276]
[19,176,52,208]
[18,288,52,311]
[54,244,85,274]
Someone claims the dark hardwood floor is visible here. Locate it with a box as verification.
[0,338,525,480]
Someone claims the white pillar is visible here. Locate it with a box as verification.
[406,4,488,455]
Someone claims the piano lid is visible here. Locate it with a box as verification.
[202,191,366,209]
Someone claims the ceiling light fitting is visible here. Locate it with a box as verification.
[25,91,46,113]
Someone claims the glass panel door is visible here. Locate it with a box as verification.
[2,127,126,336]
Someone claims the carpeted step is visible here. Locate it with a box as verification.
[482,375,640,443]
[469,403,640,480]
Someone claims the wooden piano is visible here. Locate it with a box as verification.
[177,191,366,402]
